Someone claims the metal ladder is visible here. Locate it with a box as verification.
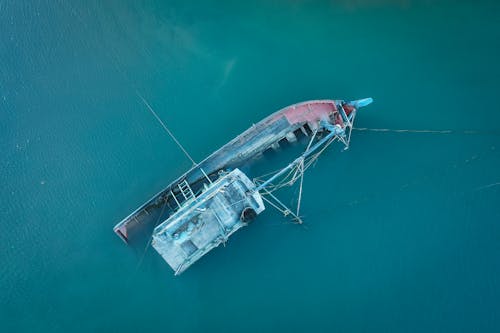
[178,180,195,201]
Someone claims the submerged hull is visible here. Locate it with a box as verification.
[114,100,348,242]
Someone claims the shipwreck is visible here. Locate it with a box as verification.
[114,98,373,275]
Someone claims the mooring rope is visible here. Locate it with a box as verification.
[475,182,500,191]
[352,128,500,135]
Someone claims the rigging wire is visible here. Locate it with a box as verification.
[105,41,198,166]
[253,135,339,193]
[135,90,197,165]
[296,159,305,217]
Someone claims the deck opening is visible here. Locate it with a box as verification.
[278,137,290,148]
[293,128,306,139]
[302,123,313,135]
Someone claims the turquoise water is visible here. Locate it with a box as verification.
[1,1,499,332]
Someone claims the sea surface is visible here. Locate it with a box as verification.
[1,1,499,332]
